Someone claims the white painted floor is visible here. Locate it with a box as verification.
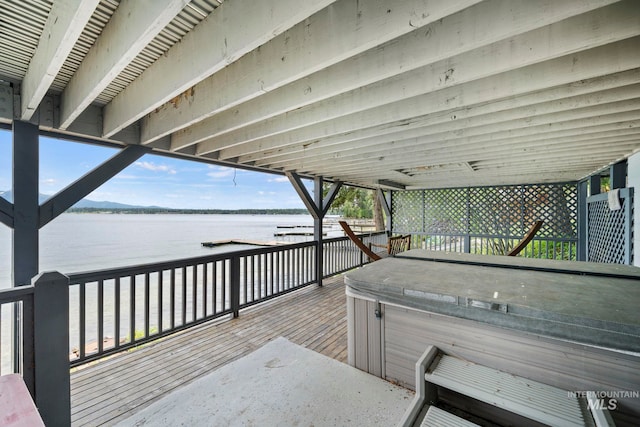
[117,337,414,426]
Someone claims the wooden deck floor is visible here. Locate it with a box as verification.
[70,274,349,426]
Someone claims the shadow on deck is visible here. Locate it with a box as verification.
[70,274,349,426]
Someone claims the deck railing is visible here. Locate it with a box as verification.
[1,236,387,372]
[66,234,386,366]
[67,241,317,366]
[0,286,34,380]
[322,232,387,277]
[1,233,387,397]
[405,233,578,261]
[0,273,70,425]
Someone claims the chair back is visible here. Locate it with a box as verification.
[388,235,411,256]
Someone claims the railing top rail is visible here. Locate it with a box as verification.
[323,230,386,243]
[0,285,35,303]
[392,231,578,240]
[587,187,632,203]
[67,240,316,283]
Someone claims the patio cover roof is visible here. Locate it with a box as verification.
[1,0,639,190]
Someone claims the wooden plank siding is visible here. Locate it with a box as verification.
[70,274,349,426]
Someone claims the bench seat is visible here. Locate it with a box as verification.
[0,374,45,427]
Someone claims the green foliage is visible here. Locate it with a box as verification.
[523,239,577,261]
[326,185,374,218]
[471,238,576,260]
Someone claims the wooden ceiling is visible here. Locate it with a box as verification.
[1,0,639,189]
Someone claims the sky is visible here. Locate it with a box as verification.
[0,129,310,210]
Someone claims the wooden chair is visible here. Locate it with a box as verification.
[339,221,411,261]
[370,234,411,256]
[506,220,544,256]
[340,220,541,260]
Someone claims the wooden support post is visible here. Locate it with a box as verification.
[12,120,39,287]
[11,120,39,375]
[230,256,240,318]
[286,173,341,287]
[33,271,70,427]
[465,188,471,253]
[577,180,588,262]
[589,175,601,196]
[610,161,627,190]
[314,177,324,286]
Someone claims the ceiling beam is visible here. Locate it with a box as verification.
[264,102,640,172]
[176,0,626,152]
[303,149,640,189]
[313,136,640,177]
[192,0,638,157]
[360,165,594,184]
[388,171,586,189]
[251,82,640,167]
[20,0,99,120]
[102,0,337,138]
[242,68,640,165]
[141,0,481,146]
[59,0,188,130]
[285,128,640,175]
[217,35,640,163]
[290,115,640,175]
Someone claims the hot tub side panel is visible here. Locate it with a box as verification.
[346,288,640,426]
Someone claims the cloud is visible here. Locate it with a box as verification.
[114,174,142,180]
[207,166,235,179]
[135,161,177,175]
[268,176,289,183]
[41,178,57,186]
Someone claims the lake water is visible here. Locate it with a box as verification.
[0,213,318,289]
[2,213,330,372]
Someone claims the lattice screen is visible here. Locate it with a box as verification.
[392,190,424,232]
[587,189,633,264]
[392,183,578,239]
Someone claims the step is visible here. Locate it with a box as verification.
[425,354,588,427]
[420,406,480,427]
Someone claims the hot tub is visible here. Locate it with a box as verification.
[344,250,640,425]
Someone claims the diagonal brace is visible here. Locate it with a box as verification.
[287,172,320,219]
[39,145,148,227]
[322,181,342,217]
[0,196,13,228]
[376,189,391,219]
[287,172,342,219]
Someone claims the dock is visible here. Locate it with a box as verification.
[274,219,377,237]
[273,230,327,236]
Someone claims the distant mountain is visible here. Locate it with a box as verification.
[0,190,162,210]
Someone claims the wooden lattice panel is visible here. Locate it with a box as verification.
[392,183,578,240]
[587,192,633,264]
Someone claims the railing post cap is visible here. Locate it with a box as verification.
[31,271,69,286]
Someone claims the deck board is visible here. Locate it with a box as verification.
[70,274,350,426]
